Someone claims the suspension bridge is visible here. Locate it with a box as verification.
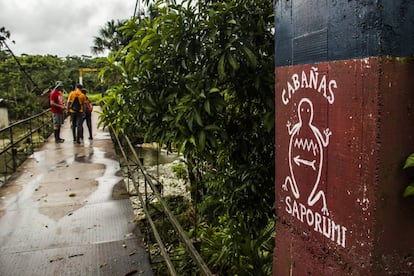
[0,107,154,275]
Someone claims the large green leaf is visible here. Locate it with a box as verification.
[227,52,240,71]
[198,130,206,151]
[193,109,203,127]
[218,54,225,80]
[403,153,414,169]
[403,183,414,197]
[203,100,211,114]
[140,32,160,48]
[241,46,257,68]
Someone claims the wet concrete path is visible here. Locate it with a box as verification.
[0,108,153,275]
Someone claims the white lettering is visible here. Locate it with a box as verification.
[331,220,341,245]
[317,75,327,96]
[299,203,307,223]
[341,226,347,248]
[285,196,292,214]
[282,88,289,105]
[287,82,296,100]
[323,215,331,238]
[284,197,347,248]
[306,208,314,225]
[292,74,300,91]
[314,212,322,233]
[292,199,299,220]
[301,70,309,88]
[309,67,319,89]
[327,80,336,104]
[280,67,344,247]
[280,67,336,105]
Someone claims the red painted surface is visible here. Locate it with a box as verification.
[274,57,414,275]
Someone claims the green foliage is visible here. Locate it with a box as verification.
[0,50,105,120]
[138,195,196,274]
[0,26,11,50]
[403,153,414,197]
[171,162,188,180]
[403,153,414,169]
[91,19,131,55]
[98,0,275,274]
[404,184,414,197]
[87,93,102,105]
[197,216,275,275]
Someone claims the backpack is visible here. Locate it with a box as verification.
[86,98,93,112]
[71,96,81,112]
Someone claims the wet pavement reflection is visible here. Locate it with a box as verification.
[0,107,153,275]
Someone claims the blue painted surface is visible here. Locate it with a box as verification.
[275,0,414,66]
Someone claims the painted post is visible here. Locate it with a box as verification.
[274,1,414,275]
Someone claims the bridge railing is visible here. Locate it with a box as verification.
[109,127,212,276]
[0,109,53,186]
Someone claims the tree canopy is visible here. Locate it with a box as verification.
[99,0,275,274]
[0,28,106,120]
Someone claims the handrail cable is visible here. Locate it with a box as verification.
[2,40,39,91]
[1,109,50,132]
[0,109,52,186]
[0,109,51,156]
[110,126,178,275]
[122,134,213,276]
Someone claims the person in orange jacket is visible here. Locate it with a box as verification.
[67,83,86,144]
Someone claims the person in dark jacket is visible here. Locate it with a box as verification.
[81,88,93,140]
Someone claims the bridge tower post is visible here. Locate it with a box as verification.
[274,1,414,275]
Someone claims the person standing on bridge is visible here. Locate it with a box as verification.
[49,81,66,143]
[81,88,93,140]
[67,83,86,144]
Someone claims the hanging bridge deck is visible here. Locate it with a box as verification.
[0,108,153,275]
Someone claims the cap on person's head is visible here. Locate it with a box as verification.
[54,81,63,89]
[76,83,83,89]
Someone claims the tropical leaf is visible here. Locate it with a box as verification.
[227,52,239,71]
[193,109,203,127]
[403,183,414,197]
[241,45,257,68]
[403,153,414,169]
[218,54,225,80]
[140,32,160,48]
[198,130,206,151]
[203,100,211,114]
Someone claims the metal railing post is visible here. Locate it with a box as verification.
[0,109,53,186]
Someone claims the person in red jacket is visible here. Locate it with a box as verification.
[49,81,66,143]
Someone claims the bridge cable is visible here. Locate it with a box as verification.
[2,41,39,92]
